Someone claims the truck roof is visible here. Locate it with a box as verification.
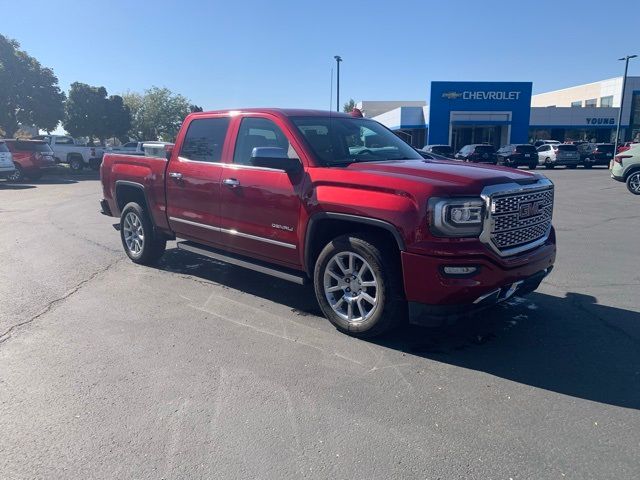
[189,108,353,118]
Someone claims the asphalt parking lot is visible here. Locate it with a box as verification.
[1,166,639,479]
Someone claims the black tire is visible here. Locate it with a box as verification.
[89,158,101,171]
[69,155,84,172]
[583,161,593,169]
[528,162,537,170]
[545,164,554,169]
[568,164,578,169]
[119,202,166,265]
[313,233,406,338]
[626,171,640,195]
[7,165,24,182]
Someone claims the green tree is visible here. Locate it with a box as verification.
[123,87,191,142]
[0,34,65,137]
[343,98,356,113]
[64,82,131,144]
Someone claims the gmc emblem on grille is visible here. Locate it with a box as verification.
[518,200,545,219]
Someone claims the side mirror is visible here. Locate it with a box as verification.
[165,144,174,161]
[251,147,300,173]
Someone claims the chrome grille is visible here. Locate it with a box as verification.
[489,186,554,254]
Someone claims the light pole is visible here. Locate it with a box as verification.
[334,55,342,112]
[614,54,637,153]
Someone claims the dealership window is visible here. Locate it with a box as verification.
[571,100,582,107]
[600,96,613,108]
[585,99,597,107]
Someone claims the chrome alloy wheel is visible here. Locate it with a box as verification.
[323,251,379,324]
[123,212,145,255]
[628,172,640,194]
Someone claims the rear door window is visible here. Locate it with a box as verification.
[475,145,496,153]
[516,145,537,153]
[179,117,231,163]
[15,141,53,152]
[556,145,577,152]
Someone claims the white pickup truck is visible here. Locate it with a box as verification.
[107,141,145,156]
[33,135,104,171]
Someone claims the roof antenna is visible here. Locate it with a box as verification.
[329,67,333,115]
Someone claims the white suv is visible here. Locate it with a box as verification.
[611,143,640,195]
[0,141,16,180]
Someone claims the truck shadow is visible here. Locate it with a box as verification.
[158,248,640,410]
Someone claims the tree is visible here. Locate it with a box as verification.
[123,87,191,142]
[0,34,65,137]
[343,98,356,113]
[63,82,130,144]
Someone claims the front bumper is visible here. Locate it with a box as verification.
[0,167,16,178]
[401,239,556,326]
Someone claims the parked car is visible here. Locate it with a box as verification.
[4,139,56,181]
[533,140,561,148]
[455,144,498,164]
[577,143,615,168]
[0,140,16,180]
[536,143,579,169]
[617,141,639,154]
[422,144,454,158]
[108,141,145,156]
[496,144,538,169]
[611,143,640,195]
[33,135,104,171]
[100,109,556,338]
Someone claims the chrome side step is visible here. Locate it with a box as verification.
[177,241,307,285]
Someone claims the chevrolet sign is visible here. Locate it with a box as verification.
[442,91,522,100]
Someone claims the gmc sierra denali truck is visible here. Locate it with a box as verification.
[100,109,556,337]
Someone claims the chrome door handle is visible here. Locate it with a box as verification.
[169,172,183,180]
[223,178,240,188]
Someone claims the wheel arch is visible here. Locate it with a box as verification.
[624,165,640,180]
[303,212,405,277]
[114,181,152,224]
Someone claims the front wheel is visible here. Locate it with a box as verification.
[528,162,537,170]
[7,165,24,182]
[627,171,640,195]
[120,202,166,265]
[568,164,578,169]
[313,233,405,338]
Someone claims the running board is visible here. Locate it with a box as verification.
[177,241,308,285]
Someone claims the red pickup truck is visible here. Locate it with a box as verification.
[100,109,556,337]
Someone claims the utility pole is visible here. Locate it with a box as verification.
[334,55,342,112]
[614,54,637,153]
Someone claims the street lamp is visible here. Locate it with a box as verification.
[614,54,637,153]
[334,55,342,112]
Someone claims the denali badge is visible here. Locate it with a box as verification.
[272,223,294,232]
[518,200,545,220]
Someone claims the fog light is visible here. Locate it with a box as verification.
[443,266,478,276]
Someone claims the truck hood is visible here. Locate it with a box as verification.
[345,159,543,189]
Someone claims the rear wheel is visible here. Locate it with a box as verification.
[119,202,166,265]
[627,171,640,195]
[69,155,84,172]
[528,162,537,170]
[313,233,405,338]
[568,164,577,169]
[583,158,593,169]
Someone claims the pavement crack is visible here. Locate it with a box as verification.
[0,259,123,345]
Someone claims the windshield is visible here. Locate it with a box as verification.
[474,145,496,153]
[556,145,577,151]
[516,145,536,153]
[290,116,422,166]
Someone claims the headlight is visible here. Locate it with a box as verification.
[429,197,485,237]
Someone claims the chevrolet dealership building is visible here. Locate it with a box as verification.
[358,77,640,150]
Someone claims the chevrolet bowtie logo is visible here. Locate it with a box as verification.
[442,91,462,99]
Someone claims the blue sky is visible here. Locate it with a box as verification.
[2,0,638,111]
